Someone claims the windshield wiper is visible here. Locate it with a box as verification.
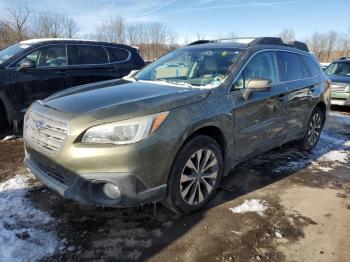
[161,80,193,88]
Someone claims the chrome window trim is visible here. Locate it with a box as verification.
[7,43,132,69]
[105,46,132,63]
[227,48,320,94]
[301,55,322,78]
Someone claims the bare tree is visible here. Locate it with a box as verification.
[307,32,325,59]
[0,20,14,48]
[337,33,350,57]
[196,33,206,40]
[94,17,126,43]
[279,28,295,42]
[63,17,78,38]
[30,12,78,38]
[326,30,338,61]
[3,5,31,42]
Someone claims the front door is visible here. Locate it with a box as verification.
[3,44,74,111]
[230,51,288,158]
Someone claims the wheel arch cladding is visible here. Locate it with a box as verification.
[185,125,226,161]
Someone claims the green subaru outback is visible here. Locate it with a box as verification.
[24,37,330,214]
[325,57,350,106]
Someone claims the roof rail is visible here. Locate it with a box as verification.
[338,56,350,60]
[187,37,309,52]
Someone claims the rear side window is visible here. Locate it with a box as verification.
[299,55,310,78]
[233,51,280,90]
[302,56,321,77]
[68,45,108,65]
[278,52,303,81]
[106,47,130,62]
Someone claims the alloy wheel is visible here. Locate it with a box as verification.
[308,112,321,146]
[180,149,218,205]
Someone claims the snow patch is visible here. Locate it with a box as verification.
[318,150,348,163]
[229,199,268,216]
[1,135,18,141]
[0,175,60,261]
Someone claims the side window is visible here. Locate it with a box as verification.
[278,52,303,81]
[299,55,310,78]
[17,45,67,67]
[68,45,108,65]
[302,56,321,77]
[233,51,279,90]
[106,47,130,63]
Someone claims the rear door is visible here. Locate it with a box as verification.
[67,44,116,86]
[277,51,315,138]
[230,51,288,158]
[105,46,135,77]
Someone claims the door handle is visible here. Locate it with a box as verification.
[277,94,286,101]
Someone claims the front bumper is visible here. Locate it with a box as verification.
[25,156,167,207]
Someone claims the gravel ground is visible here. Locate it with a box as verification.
[0,107,349,262]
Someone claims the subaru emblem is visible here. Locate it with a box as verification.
[35,120,46,131]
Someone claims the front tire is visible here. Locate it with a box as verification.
[164,135,224,215]
[296,107,324,151]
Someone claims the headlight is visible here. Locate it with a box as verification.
[81,112,169,145]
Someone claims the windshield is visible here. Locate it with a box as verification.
[325,61,350,76]
[0,43,32,65]
[135,48,241,88]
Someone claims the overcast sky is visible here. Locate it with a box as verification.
[0,0,349,43]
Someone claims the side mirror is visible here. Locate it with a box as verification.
[243,77,272,100]
[18,59,36,71]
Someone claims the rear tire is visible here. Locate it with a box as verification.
[296,107,324,151]
[164,135,224,215]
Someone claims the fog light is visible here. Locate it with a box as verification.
[102,182,121,199]
[90,181,122,203]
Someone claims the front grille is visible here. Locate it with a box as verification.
[24,108,68,157]
[331,83,348,92]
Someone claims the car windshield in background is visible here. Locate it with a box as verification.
[325,61,350,76]
[135,48,241,88]
[0,43,31,65]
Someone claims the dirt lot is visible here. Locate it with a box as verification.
[0,107,349,262]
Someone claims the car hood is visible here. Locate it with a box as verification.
[43,79,209,120]
[327,75,350,84]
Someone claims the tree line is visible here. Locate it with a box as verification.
[93,18,178,61]
[1,5,350,62]
[0,6,77,45]
[279,28,350,62]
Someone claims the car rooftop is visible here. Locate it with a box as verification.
[183,42,248,50]
[186,37,310,53]
[19,38,97,44]
[18,38,138,49]
[334,57,350,62]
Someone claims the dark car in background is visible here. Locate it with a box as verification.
[325,57,350,106]
[0,38,145,129]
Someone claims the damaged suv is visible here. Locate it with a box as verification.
[24,37,330,214]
